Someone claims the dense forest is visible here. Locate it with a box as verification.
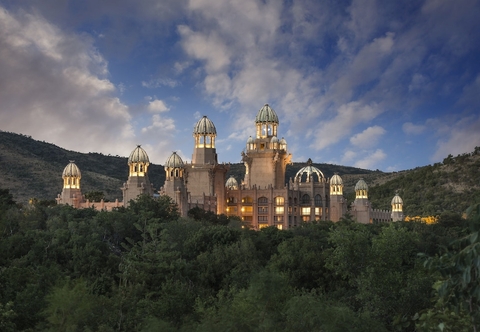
[2,188,480,331]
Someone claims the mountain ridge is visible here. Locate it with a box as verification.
[1,131,479,216]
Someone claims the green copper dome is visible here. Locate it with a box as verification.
[255,104,279,124]
[355,178,368,191]
[128,145,150,164]
[194,116,217,135]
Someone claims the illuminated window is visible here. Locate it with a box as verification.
[242,206,253,213]
[302,216,310,222]
[258,223,269,229]
[274,215,284,222]
[275,196,284,205]
[315,207,322,215]
[275,206,284,214]
[243,196,253,204]
[301,207,311,215]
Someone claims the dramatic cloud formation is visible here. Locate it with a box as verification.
[0,0,479,170]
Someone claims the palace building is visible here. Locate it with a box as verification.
[56,104,404,228]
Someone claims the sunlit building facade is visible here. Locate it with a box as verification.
[56,104,404,227]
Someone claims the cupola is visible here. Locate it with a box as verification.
[294,159,324,183]
[128,145,150,176]
[193,116,216,148]
[330,173,344,195]
[355,178,368,199]
[62,161,81,189]
[164,152,184,179]
[225,176,239,190]
[255,104,279,139]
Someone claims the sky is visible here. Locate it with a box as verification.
[0,0,479,172]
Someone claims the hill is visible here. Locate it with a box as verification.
[1,131,479,216]
[0,131,165,203]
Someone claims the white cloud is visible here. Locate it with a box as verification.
[350,125,386,148]
[354,149,387,169]
[142,78,180,88]
[311,102,381,150]
[0,6,135,157]
[431,115,480,161]
[402,122,425,135]
[147,99,169,113]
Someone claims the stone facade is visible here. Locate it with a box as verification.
[56,104,404,227]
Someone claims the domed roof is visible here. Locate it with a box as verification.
[247,136,254,144]
[330,173,343,185]
[194,116,216,135]
[391,193,403,205]
[355,178,368,191]
[225,176,239,189]
[164,152,184,168]
[295,159,324,182]
[279,137,287,145]
[271,136,279,143]
[255,104,279,124]
[63,161,81,178]
[128,145,150,164]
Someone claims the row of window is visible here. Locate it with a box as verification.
[229,195,328,206]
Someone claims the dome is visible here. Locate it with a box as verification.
[128,145,149,164]
[279,137,287,145]
[391,193,403,205]
[247,136,254,144]
[225,176,238,189]
[164,152,184,168]
[255,104,279,124]
[295,159,324,182]
[355,178,368,191]
[271,136,279,143]
[194,116,216,135]
[63,161,81,177]
[330,173,343,185]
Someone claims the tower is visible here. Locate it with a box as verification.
[329,173,346,222]
[185,116,228,214]
[163,152,188,217]
[57,161,83,208]
[352,178,371,223]
[122,145,154,206]
[242,104,291,189]
[391,192,404,221]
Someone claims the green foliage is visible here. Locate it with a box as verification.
[2,184,478,331]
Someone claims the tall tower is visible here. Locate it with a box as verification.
[57,161,83,208]
[242,104,291,189]
[122,145,154,206]
[329,173,346,222]
[163,152,188,217]
[185,116,228,214]
[352,178,371,223]
[391,193,404,222]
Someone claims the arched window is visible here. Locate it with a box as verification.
[315,194,322,206]
[301,194,310,204]
[294,197,298,205]
[275,196,284,205]
[258,197,268,205]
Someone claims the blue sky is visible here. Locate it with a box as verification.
[0,0,479,172]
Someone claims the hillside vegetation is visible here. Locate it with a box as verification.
[1,131,479,216]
